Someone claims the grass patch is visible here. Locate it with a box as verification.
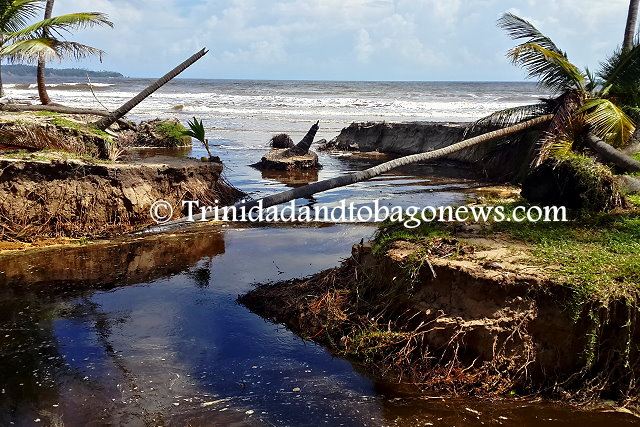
[496,211,640,301]
[372,220,450,256]
[373,198,640,304]
[50,117,114,143]
[154,120,191,147]
[632,152,640,162]
[34,111,60,117]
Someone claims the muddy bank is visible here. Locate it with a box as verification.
[240,237,640,404]
[0,156,243,240]
[323,121,543,181]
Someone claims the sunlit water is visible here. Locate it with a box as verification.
[0,79,638,425]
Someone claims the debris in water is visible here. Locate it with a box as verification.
[201,398,230,407]
[245,410,255,415]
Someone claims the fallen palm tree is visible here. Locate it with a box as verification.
[146,114,552,231]
[93,49,208,130]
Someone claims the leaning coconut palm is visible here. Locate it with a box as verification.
[0,0,43,97]
[470,13,640,172]
[34,0,113,104]
[0,7,112,103]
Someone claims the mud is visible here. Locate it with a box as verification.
[0,156,244,240]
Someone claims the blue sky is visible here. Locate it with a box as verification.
[51,0,635,81]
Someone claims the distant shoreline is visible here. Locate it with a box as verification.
[1,64,123,79]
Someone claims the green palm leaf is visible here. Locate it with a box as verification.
[0,37,103,62]
[598,44,640,91]
[182,117,206,143]
[9,12,112,40]
[497,13,563,54]
[581,98,636,147]
[0,0,43,34]
[509,43,585,93]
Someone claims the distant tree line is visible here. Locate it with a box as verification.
[1,64,122,78]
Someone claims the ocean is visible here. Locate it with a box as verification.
[3,78,547,145]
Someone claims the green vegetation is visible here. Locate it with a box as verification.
[182,117,214,158]
[50,116,113,142]
[552,152,623,211]
[2,64,122,78]
[372,220,450,256]
[34,110,60,117]
[0,148,110,163]
[493,206,640,301]
[469,13,639,175]
[0,0,113,103]
[373,197,640,303]
[155,120,191,147]
[49,117,120,160]
[632,152,640,162]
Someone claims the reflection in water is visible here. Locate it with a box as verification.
[0,225,638,426]
[259,168,320,188]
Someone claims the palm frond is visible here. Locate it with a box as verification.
[598,44,640,91]
[1,38,104,62]
[581,98,636,148]
[0,0,43,34]
[584,67,599,92]
[497,13,563,54]
[509,43,585,93]
[9,12,112,40]
[547,135,575,158]
[182,117,206,143]
[464,102,551,138]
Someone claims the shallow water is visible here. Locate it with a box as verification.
[1,225,639,426]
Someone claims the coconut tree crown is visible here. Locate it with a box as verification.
[473,13,639,165]
[1,10,112,63]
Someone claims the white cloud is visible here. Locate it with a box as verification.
[41,0,636,81]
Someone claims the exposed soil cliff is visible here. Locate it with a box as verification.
[240,237,640,403]
[0,155,243,240]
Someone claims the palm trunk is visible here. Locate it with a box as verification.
[288,121,319,156]
[37,0,54,105]
[93,49,208,130]
[0,61,4,98]
[623,0,639,52]
[148,114,553,230]
[37,58,51,104]
[585,131,640,172]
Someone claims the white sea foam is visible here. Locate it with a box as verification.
[2,79,548,138]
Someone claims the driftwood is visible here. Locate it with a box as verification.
[0,104,135,130]
[94,49,209,130]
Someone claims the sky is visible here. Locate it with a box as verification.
[49,0,636,81]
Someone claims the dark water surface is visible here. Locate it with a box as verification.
[1,225,638,426]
